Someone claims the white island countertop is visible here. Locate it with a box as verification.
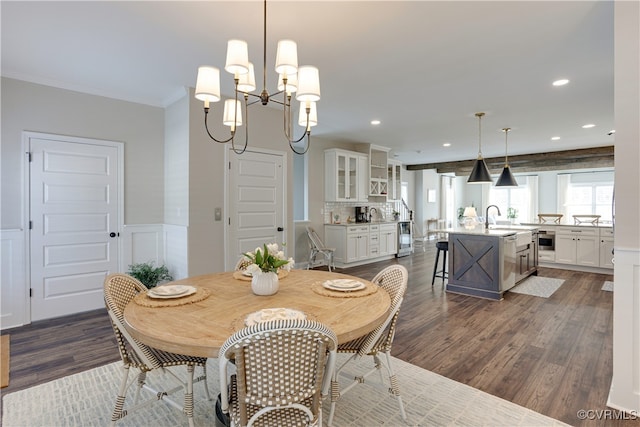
[440,224,540,237]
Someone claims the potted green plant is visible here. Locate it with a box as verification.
[127,261,173,289]
[507,207,518,223]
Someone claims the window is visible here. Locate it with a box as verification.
[557,171,614,222]
[485,175,538,223]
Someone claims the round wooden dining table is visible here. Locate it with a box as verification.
[123,269,391,358]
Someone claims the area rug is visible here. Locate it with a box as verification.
[509,276,565,298]
[1,355,567,426]
[1,335,8,388]
[602,281,614,292]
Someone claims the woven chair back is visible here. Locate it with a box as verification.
[220,319,337,424]
[356,265,408,356]
[104,273,160,369]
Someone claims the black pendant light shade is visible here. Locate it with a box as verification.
[496,166,518,186]
[495,127,518,187]
[467,112,493,183]
[468,157,493,183]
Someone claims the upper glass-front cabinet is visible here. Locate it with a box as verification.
[325,149,368,202]
[387,159,403,201]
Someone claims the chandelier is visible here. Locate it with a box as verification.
[194,0,320,155]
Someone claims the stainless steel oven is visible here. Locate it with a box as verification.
[538,230,555,251]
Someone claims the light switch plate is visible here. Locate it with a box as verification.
[214,207,222,221]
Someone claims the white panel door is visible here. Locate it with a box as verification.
[227,150,285,270]
[29,136,120,321]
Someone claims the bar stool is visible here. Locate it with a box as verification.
[431,240,448,286]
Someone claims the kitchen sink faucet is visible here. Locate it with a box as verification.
[485,205,501,229]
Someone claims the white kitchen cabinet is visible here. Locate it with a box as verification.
[324,149,368,202]
[379,223,397,256]
[347,227,370,263]
[555,227,599,267]
[325,223,397,267]
[387,159,403,201]
[599,228,614,268]
[369,224,380,258]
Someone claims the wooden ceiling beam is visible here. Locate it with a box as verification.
[406,146,614,175]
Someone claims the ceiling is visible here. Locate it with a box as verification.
[1,1,614,165]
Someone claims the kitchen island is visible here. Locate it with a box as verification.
[445,225,539,300]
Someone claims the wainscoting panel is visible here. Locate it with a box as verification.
[120,224,165,271]
[1,230,28,329]
[164,224,188,280]
[608,247,640,415]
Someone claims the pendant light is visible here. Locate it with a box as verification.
[467,112,493,183]
[495,127,518,187]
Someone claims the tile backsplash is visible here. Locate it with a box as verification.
[323,201,404,224]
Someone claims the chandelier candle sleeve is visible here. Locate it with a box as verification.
[278,73,298,93]
[299,101,317,130]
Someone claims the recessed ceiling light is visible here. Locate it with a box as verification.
[551,136,561,140]
[443,143,451,147]
[582,123,596,128]
[370,120,381,125]
[552,79,570,86]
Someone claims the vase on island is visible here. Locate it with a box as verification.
[251,271,279,296]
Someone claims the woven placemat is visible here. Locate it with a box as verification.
[311,281,378,298]
[232,269,289,281]
[133,287,211,308]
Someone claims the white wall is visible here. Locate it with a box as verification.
[608,0,640,414]
[1,77,165,227]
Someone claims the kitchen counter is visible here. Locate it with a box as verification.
[520,222,612,229]
[326,221,399,226]
[439,224,539,237]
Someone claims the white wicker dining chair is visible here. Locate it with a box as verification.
[103,273,211,427]
[219,319,337,427]
[306,226,335,272]
[327,264,409,426]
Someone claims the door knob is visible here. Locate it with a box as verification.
[109,232,119,238]
[277,227,284,232]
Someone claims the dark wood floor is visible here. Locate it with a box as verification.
[1,244,637,426]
